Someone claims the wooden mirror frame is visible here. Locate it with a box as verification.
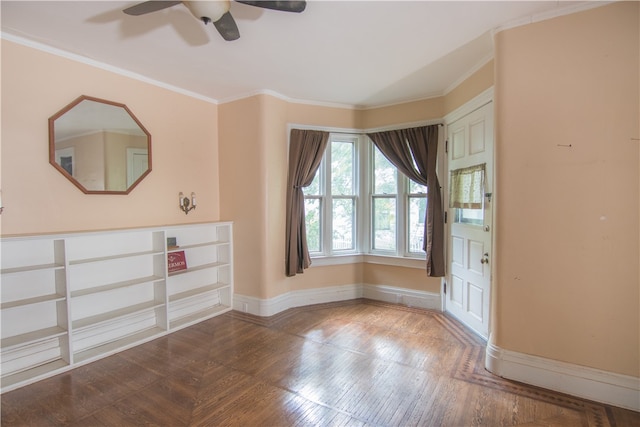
[48,95,152,194]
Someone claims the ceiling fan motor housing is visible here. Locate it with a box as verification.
[184,1,230,23]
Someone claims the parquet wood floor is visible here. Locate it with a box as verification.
[1,299,638,426]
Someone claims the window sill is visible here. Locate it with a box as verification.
[309,253,425,269]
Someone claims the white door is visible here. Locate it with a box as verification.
[127,148,148,187]
[445,101,493,339]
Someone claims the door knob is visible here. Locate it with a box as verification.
[480,253,489,264]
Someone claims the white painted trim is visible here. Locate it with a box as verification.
[309,254,364,267]
[288,118,443,136]
[493,1,613,35]
[233,284,441,317]
[361,284,441,311]
[218,89,359,110]
[444,87,494,124]
[486,342,640,411]
[1,32,219,105]
[233,284,363,317]
[308,254,425,269]
[362,255,425,269]
[443,53,494,96]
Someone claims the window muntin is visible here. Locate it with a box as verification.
[408,181,427,254]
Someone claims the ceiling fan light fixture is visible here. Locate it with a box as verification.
[184,0,230,23]
[123,0,306,42]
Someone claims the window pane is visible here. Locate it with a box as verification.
[455,208,483,225]
[332,198,354,251]
[373,197,396,250]
[409,196,426,253]
[332,141,354,195]
[409,180,427,194]
[304,198,321,252]
[374,147,397,194]
[306,169,321,195]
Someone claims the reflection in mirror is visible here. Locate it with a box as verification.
[49,95,151,194]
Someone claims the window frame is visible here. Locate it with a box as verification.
[294,121,441,269]
[369,144,427,259]
[305,133,361,257]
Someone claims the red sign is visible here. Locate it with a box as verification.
[167,251,187,273]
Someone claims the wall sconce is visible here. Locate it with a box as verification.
[179,192,196,214]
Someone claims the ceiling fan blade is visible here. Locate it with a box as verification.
[123,1,182,16]
[235,1,306,13]
[212,11,240,41]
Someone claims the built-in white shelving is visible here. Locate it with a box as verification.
[0,222,233,393]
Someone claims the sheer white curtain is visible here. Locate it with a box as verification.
[449,163,485,209]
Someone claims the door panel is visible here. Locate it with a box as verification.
[445,101,493,339]
[451,128,466,160]
[452,236,464,267]
[451,275,464,306]
[468,239,485,275]
[469,119,486,154]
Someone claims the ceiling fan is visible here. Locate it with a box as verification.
[123,1,306,41]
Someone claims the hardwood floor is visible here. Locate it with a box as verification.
[2,299,638,426]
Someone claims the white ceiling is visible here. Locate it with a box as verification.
[1,1,599,108]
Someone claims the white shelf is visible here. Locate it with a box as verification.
[1,293,66,310]
[0,359,69,390]
[168,241,229,252]
[73,327,165,364]
[170,304,231,330]
[1,263,64,275]
[169,283,229,303]
[168,261,228,277]
[0,222,233,393]
[69,249,164,265]
[1,326,67,350]
[72,301,164,331]
[70,275,164,298]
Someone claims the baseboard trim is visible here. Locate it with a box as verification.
[233,284,440,317]
[361,284,441,310]
[485,342,640,411]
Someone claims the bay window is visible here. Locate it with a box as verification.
[304,132,427,261]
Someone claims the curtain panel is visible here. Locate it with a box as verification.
[367,125,445,277]
[449,163,485,209]
[285,129,329,277]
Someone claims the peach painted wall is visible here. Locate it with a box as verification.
[1,40,220,236]
[359,97,444,130]
[219,94,366,299]
[218,96,266,297]
[493,2,639,376]
[444,60,494,115]
[219,53,494,300]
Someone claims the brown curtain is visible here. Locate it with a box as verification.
[367,125,445,277]
[285,129,329,277]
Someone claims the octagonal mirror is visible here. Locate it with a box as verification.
[49,95,151,194]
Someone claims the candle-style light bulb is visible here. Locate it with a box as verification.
[191,192,196,207]
[179,192,184,207]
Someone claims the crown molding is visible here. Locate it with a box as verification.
[493,1,613,34]
[1,32,219,105]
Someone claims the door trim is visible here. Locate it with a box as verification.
[442,87,495,338]
[444,87,494,124]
